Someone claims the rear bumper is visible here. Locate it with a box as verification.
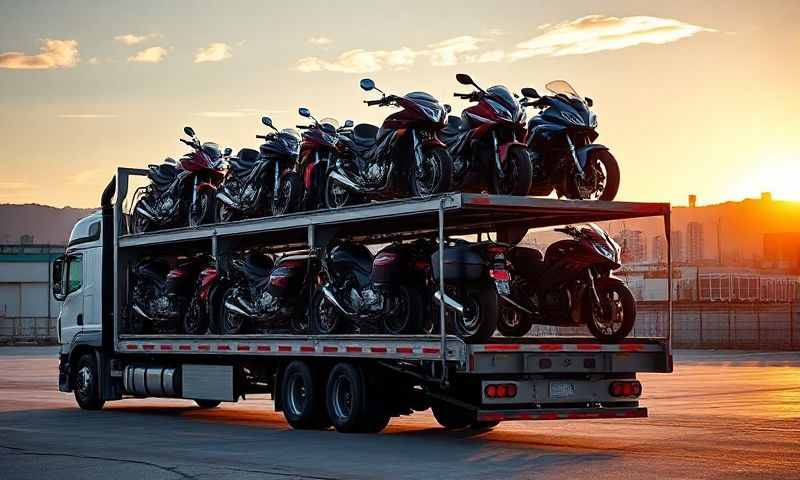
[477,406,647,422]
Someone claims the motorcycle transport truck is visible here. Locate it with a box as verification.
[52,168,673,433]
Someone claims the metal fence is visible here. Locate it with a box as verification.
[0,316,57,343]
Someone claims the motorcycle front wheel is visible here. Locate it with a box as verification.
[584,277,635,342]
[183,296,209,335]
[219,288,249,335]
[189,189,214,227]
[130,200,152,234]
[568,149,620,201]
[410,146,452,197]
[490,148,533,196]
[323,174,354,209]
[382,286,424,335]
[271,172,303,216]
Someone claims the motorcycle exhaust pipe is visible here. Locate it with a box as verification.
[131,304,153,321]
[215,191,239,209]
[499,294,533,315]
[322,285,356,316]
[134,203,158,221]
[328,171,364,193]
[223,300,254,318]
[433,291,463,315]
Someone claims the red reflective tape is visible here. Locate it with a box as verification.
[125,344,138,350]
[178,345,191,351]
[484,344,520,351]
[278,345,292,352]
[257,345,271,352]
[471,196,491,205]
[217,345,231,351]
[422,347,440,355]
[323,346,338,353]
[346,346,363,353]
[197,344,211,351]
[370,347,387,353]
[159,344,173,351]
[539,344,563,351]
[537,413,560,420]
[396,347,413,354]
[300,346,315,353]
[620,344,644,352]
[577,344,602,351]
[142,344,155,351]
[237,345,251,352]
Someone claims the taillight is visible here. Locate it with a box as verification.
[490,269,511,281]
[485,383,518,399]
[414,259,429,271]
[609,381,642,398]
[487,245,506,255]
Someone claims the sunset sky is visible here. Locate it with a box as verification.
[1,0,798,207]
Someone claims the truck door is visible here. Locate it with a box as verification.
[60,254,85,344]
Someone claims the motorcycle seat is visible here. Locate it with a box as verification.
[230,148,260,176]
[148,161,180,186]
[352,123,379,147]
[509,246,544,280]
[242,252,274,281]
[134,258,170,285]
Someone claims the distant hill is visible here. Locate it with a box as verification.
[0,204,96,245]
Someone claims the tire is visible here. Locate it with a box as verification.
[195,399,221,409]
[215,199,239,223]
[182,296,209,335]
[281,361,331,430]
[189,189,215,227]
[325,363,390,433]
[381,286,424,335]
[490,147,533,196]
[471,420,499,430]
[497,305,533,337]
[594,150,620,201]
[130,200,152,234]
[309,289,350,334]
[585,277,636,343]
[219,287,249,335]
[73,353,104,410]
[323,173,354,209]
[431,402,474,430]
[410,146,453,197]
[272,172,303,216]
[568,149,620,201]
[451,282,497,344]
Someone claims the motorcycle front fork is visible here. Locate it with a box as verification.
[566,134,584,178]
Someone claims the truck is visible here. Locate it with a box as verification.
[52,168,673,433]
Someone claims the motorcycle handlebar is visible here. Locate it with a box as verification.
[179,138,193,146]
[364,99,383,106]
[453,92,472,99]
[256,134,267,140]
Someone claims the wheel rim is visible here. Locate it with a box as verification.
[592,288,624,336]
[500,307,520,329]
[383,289,410,334]
[332,375,353,419]
[190,192,209,226]
[273,178,293,216]
[458,293,482,336]
[133,210,150,233]
[414,152,441,196]
[316,295,339,334]
[184,299,202,334]
[577,158,608,200]
[218,202,235,222]
[327,176,350,209]
[498,156,520,194]
[286,373,307,417]
[222,290,245,333]
[77,366,93,400]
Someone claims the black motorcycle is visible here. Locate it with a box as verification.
[131,127,227,233]
[499,224,635,342]
[442,74,533,195]
[308,240,436,335]
[128,255,208,334]
[431,240,512,343]
[215,116,303,222]
[322,78,453,209]
[217,250,316,334]
[523,81,620,201]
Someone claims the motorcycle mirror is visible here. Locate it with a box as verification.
[521,87,540,99]
[343,119,354,128]
[585,97,594,107]
[359,78,375,91]
[298,107,311,118]
[224,147,232,156]
[261,116,273,127]
[455,73,473,86]
[443,104,452,114]
[183,126,195,137]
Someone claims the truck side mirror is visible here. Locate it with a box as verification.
[52,256,66,301]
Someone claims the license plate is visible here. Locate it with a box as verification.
[495,281,510,295]
[549,382,575,399]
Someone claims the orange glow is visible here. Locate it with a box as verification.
[733,152,800,202]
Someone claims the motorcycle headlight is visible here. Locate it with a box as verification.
[487,99,513,121]
[589,112,598,128]
[322,132,337,145]
[418,104,445,123]
[561,111,585,126]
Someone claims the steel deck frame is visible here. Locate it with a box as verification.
[112,168,673,378]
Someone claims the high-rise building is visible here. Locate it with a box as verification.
[615,229,646,264]
[651,235,667,264]
[671,230,684,263]
[687,221,704,263]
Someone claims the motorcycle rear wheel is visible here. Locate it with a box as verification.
[584,277,635,342]
[497,305,533,337]
[382,286,424,335]
[215,200,239,223]
[183,296,209,335]
[130,200,152,234]
[490,148,533,196]
[410,147,452,197]
[219,288,249,335]
[323,174,355,209]
[309,289,350,334]
[450,282,497,343]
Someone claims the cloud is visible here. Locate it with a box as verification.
[511,15,715,60]
[0,39,79,70]
[196,108,285,118]
[58,113,117,119]
[194,43,232,63]
[128,46,168,63]
[307,36,333,46]
[114,33,154,45]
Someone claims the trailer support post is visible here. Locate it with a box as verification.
[438,197,448,387]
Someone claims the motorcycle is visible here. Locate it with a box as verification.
[322,78,453,209]
[523,80,620,201]
[308,240,436,335]
[217,250,316,334]
[131,127,226,233]
[441,74,533,195]
[128,255,210,334]
[182,259,219,335]
[498,224,635,342]
[215,116,303,222]
[431,239,512,343]
[296,107,354,211]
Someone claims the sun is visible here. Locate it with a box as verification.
[734,153,800,202]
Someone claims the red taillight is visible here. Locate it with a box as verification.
[414,259,429,271]
[487,245,506,255]
[490,269,511,281]
[484,383,518,399]
[609,381,642,398]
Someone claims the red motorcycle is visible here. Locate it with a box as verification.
[182,258,219,335]
[441,74,533,195]
[131,127,226,232]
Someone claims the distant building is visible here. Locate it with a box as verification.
[687,222,704,263]
[615,229,647,264]
[671,230,685,263]
[19,234,34,245]
[651,235,667,264]
[763,232,800,271]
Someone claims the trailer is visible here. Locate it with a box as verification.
[54,167,672,432]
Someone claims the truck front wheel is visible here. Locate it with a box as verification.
[74,353,104,411]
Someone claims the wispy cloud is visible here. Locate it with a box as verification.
[113,33,158,45]
[307,36,333,46]
[128,46,168,63]
[195,108,284,118]
[193,43,232,63]
[510,15,715,60]
[58,113,117,119]
[0,39,79,70]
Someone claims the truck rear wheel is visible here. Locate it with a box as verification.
[431,401,475,430]
[281,361,330,430]
[325,363,389,433]
[74,353,104,411]
[195,399,221,409]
